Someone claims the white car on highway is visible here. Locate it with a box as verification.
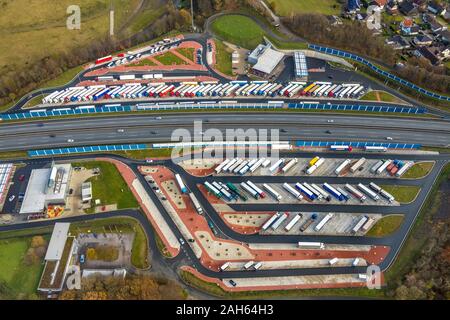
[67,139,74,143]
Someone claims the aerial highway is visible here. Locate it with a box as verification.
[0,113,449,152]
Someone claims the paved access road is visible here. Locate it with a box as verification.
[0,151,448,282]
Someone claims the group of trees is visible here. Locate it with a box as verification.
[0,1,192,108]
[282,13,450,95]
[283,13,396,64]
[24,236,47,266]
[59,274,186,300]
[391,220,449,299]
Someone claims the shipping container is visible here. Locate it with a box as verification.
[345,184,366,202]
[188,192,203,215]
[357,183,379,201]
[283,183,303,200]
[284,213,302,231]
[263,183,282,201]
[297,242,324,249]
[314,213,333,231]
[350,158,366,173]
[175,174,187,193]
[261,212,281,230]
[246,181,266,198]
[240,182,259,199]
[352,216,368,233]
[335,159,351,175]
[295,183,316,200]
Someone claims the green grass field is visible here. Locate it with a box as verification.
[401,162,434,179]
[71,161,138,210]
[214,40,233,76]
[211,15,266,49]
[360,90,404,103]
[154,51,188,65]
[366,215,404,237]
[380,185,420,204]
[265,0,341,16]
[0,237,46,299]
[130,58,158,67]
[0,0,144,72]
[176,48,195,62]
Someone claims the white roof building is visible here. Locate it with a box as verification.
[45,222,70,261]
[20,163,72,214]
[252,47,285,75]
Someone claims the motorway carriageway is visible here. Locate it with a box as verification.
[0,114,449,151]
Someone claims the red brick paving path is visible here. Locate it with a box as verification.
[181,266,384,292]
[141,166,389,272]
[96,158,180,257]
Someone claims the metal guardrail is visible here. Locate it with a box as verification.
[28,144,147,157]
[1,105,131,120]
[288,102,425,114]
[308,44,450,102]
[296,140,421,149]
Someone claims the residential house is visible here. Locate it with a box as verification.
[399,1,418,15]
[427,1,446,16]
[437,29,450,45]
[413,34,433,46]
[416,46,441,64]
[400,18,420,35]
[386,35,412,49]
[386,1,399,14]
[371,0,387,9]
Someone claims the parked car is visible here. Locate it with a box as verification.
[80,254,85,264]
[179,238,185,245]
[18,174,25,181]
[8,195,15,202]
[228,280,237,287]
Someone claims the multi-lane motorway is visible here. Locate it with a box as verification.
[0,113,449,151]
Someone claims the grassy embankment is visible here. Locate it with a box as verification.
[265,0,341,16]
[400,162,434,179]
[211,14,307,50]
[366,215,404,237]
[379,185,420,204]
[71,161,139,211]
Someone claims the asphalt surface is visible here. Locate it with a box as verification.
[0,113,449,151]
[0,149,448,282]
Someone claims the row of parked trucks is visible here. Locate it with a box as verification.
[206,178,395,204]
[42,80,366,104]
[334,158,413,177]
[95,38,176,67]
[261,211,376,235]
[330,145,388,152]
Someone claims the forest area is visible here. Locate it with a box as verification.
[58,274,187,300]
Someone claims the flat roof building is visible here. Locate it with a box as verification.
[45,223,71,261]
[38,222,77,293]
[294,51,308,80]
[20,163,72,215]
[81,182,92,203]
[251,47,285,76]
